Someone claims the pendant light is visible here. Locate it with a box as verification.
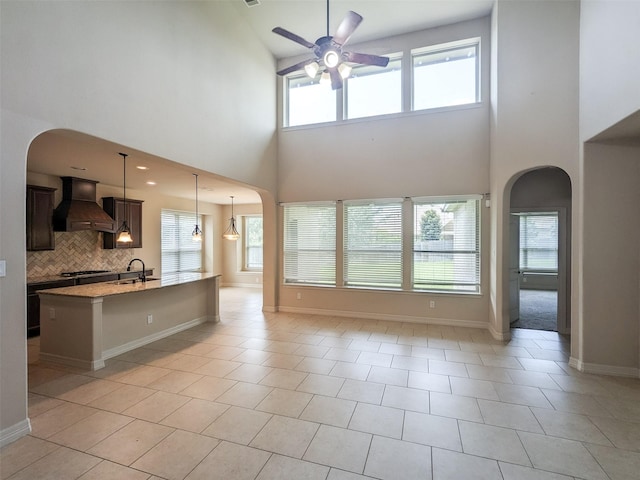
[192,173,202,242]
[223,195,240,241]
[116,152,133,243]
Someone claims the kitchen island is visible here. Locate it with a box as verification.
[38,272,220,370]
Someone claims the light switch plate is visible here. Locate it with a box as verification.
[0,260,6,277]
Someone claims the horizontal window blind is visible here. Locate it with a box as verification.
[283,203,336,285]
[519,213,558,270]
[344,200,402,288]
[244,216,263,270]
[413,198,479,292]
[161,209,202,274]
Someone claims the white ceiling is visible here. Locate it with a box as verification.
[232,0,494,59]
[27,1,494,205]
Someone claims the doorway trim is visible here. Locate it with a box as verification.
[510,206,569,334]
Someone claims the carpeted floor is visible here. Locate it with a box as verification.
[510,289,557,331]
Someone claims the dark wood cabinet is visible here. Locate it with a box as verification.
[27,279,75,337]
[27,185,56,251]
[102,197,143,249]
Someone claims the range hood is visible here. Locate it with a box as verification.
[53,177,117,232]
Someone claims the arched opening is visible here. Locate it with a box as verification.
[25,128,276,355]
[506,167,572,335]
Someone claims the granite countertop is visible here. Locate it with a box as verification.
[27,269,152,285]
[36,272,220,298]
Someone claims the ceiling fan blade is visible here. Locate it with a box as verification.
[272,27,316,49]
[276,58,315,76]
[332,11,363,46]
[329,69,343,90]
[345,51,390,67]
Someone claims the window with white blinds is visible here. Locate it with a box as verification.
[161,209,202,274]
[283,203,336,285]
[413,197,480,292]
[344,200,403,288]
[243,215,263,271]
[519,213,558,271]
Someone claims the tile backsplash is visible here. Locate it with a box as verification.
[27,230,140,277]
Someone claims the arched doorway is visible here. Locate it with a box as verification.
[507,167,572,334]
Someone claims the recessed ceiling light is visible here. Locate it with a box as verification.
[70,166,87,171]
[146,181,156,185]
[136,166,149,170]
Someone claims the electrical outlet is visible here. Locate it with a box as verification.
[429,300,436,309]
[0,260,6,277]
[147,314,153,324]
[296,292,302,300]
[49,308,56,320]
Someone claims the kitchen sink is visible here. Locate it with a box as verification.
[110,277,160,285]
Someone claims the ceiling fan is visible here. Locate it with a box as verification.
[272,0,390,90]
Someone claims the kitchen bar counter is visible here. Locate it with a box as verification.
[40,272,217,298]
[38,273,221,370]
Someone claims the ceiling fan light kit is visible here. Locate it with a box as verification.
[273,0,389,90]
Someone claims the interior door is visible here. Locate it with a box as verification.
[509,214,520,322]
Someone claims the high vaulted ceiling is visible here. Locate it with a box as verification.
[26,1,495,205]
[232,0,494,59]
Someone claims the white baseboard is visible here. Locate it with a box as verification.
[0,419,31,448]
[102,316,212,361]
[220,282,262,288]
[488,323,511,341]
[569,356,639,378]
[39,352,105,371]
[277,305,489,330]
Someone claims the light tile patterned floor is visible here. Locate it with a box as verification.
[3,287,640,479]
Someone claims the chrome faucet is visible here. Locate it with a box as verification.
[127,258,146,282]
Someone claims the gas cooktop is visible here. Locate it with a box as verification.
[59,270,111,277]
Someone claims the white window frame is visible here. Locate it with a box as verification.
[281,196,482,295]
[519,212,559,272]
[411,38,481,112]
[343,199,403,289]
[242,215,263,272]
[283,53,403,128]
[161,209,203,274]
[412,196,481,293]
[282,202,337,285]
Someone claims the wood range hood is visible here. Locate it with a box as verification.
[53,177,117,233]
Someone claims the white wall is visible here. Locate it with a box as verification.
[581,143,640,373]
[579,1,640,141]
[221,203,264,287]
[0,1,277,444]
[276,16,492,323]
[278,16,491,202]
[489,0,580,338]
[577,0,640,375]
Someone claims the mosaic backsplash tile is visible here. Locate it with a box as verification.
[27,230,140,277]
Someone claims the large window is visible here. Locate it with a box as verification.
[519,213,558,271]
[161,209,202,273]
[287,75,337,127]
[412,40,479,111]
[412,198,480,292]
[283,37,481,127]
[283,203,336,285]
[343,200,402,288]
[345,57,402,120]
[243,215,263,271]
[283,196,481,293]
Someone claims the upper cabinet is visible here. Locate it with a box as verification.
[27,185,56,251]
[102,197,143,249]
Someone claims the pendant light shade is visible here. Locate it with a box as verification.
[223,195,240,241]
[116,153,133,243]
[192,173,202,242]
